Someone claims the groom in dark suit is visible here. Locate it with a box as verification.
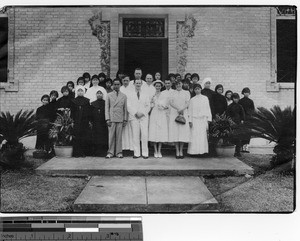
[105,79,128,158]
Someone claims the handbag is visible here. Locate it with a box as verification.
[175,114,186,125]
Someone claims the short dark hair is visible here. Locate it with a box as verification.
[91,75,99,80]
[193,83,202,91]
[134,68,142,72]
[232,93,240,99]
[175,73,181,78]
[242,87,251,95]
[215,84,224,92]
[41,94,50,102]
[66,81,75,88]
[77,77,85,85]
[184,73,192,79]
[61,86,69,94]
[122,75,130,80]
[167,73,175,79]
[49,90,58,98]
[225,90,233,99]
[106,78,113,84]
[83,72,91,79]
[164,79,171,83]
[98,72,106,79]
[191,73,200,80]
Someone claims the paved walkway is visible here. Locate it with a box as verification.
[73,176,218,212]
[36,156,254,176]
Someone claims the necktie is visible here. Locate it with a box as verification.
[137,91,140,100]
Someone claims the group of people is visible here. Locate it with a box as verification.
[35,68,255,158]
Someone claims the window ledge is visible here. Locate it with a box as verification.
[0,82,18,92]
[279,82,295,89]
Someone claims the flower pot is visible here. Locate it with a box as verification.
[215,145,235,157]
[54,146,73,158]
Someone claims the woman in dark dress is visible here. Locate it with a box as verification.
[226,93,245,157]
[49,90,59,122]
[35,94,52,152]
[90,90,108,156]
[67,81,75,99]
[201,77,215,117]
[98,72,107,88]
[57,86,73,110]
[239,87,255,153]
[71,86,91,157]
[213,84,227,117]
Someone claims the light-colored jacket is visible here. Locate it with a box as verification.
[105,90,128,122]
[127,89,151,120]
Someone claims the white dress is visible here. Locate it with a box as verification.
[148,92,169,142]
[187,94,212,154]
[85,86,107,103]
[168,89,191,142]
[120,85,134,150]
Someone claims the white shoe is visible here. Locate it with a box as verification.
[158,153,162,158]
[154,153,158,158]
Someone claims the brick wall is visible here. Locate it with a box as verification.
[184,7,295,109]
[0,7,295,113]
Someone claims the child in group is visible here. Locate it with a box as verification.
[98,72,107,88]
[35,94,52,152]
[225,90,233,106]
[188,84,212,155]
[239,87,255,153]
[57,86,73,110]
[226,93,245,157]
[90,90,108,156]
[66,81,75,99]
[213,84,227,117]
[49,90,59,122]
[83,72,91,89]
[71,86,91,157]
[105,78,113,93]
[75,77,86,97]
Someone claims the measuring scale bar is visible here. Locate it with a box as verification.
[0,216,143,241]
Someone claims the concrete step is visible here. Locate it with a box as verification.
[36,156,254,177]
[73,176,219,212]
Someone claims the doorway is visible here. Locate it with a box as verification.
[119,38,168,80]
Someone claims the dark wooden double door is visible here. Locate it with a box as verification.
[119,38,168,81]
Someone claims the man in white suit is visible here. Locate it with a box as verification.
[127,79,151,158]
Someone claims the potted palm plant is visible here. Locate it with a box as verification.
[209,113,236,157]
[0,109,36,169]
[49,108,74,157]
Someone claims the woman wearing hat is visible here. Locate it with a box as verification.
[148,80,169,158]
[85,75,107,103]
[188,84,212,155]
[168,79,191,158]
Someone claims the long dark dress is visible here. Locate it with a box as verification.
[213,93,227,117]
[48,99,58,122]
[71,96,91,157]
[57,96,73,109]
[90,99,108,156]
[226,102,245,154]
[201,88,215,117]
[239,97,255,145]
[35,104,52,151]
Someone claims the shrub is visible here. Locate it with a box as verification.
[0,109,36,169]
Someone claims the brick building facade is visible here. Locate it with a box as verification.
[0,6,296,113]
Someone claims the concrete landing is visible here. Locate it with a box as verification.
[73,176,218,212]
[36,156,253,176]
